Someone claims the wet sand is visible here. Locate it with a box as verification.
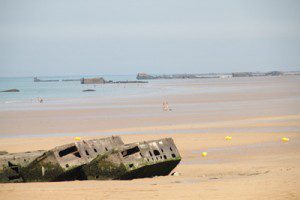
[0,76,299,199]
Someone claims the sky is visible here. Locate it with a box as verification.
[0,0,299,77]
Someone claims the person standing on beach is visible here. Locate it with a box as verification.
[163,101,171,111]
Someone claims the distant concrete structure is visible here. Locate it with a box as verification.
[81,77,148,84]
[80,77,106,84]
[137,73,156,80]
[232,72,253,77]
[137,73,229,80]
[219,74,233,78]
[62,79,81,82]
[265,71,284,76]
[1,89,19,92]
[82,89,96,92]
[137,71,298,80]
[34,77,59,82]
[232,71,285,77]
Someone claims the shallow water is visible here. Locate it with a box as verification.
[0,75,145,102]
[0,75,197,109]
[1,75,299,111]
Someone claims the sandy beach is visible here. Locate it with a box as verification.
[0,76,299,199]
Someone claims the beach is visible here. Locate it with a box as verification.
[0,76,299,199]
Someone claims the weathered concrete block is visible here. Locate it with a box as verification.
[0,136,181,182]
[82,138,181,180]
[0,150,46,182]
[0,136,124,183]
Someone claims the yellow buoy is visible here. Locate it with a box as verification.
[281,137,289,142]
[74,137,81,141]
[201,152,207,157]
[225,136,232,141]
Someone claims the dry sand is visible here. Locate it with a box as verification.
[0,76,299,199]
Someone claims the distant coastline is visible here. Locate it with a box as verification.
[136,71,300,80]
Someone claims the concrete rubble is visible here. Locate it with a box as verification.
[0,136,181,183]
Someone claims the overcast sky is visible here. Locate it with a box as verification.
[0,0,299,77]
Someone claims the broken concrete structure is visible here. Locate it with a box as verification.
[0,136,181,183]
[0,150,46,182]
[21,136,124,182]
[0,136,123,182]
[82,138,181,180]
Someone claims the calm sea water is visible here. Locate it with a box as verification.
[0,75,141,102]
[0,75,187,108]
[1,75,277,110]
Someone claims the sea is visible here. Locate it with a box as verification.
[1,74,276,111]
[0,75,188,110]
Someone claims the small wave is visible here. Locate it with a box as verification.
[3,99,32,104]
[4,100,19,104]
